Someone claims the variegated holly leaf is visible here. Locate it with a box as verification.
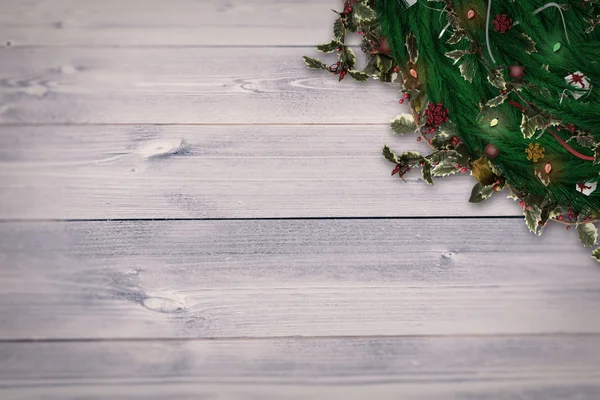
[524,204,542,234]
[399,151,424,167]
[348,70,369,82]
[406,32,419,64]
[446,30,465,45]
[592,248,600,263]
[341,47,357,69]
[469,182,496,203]
[519,33,537,54]
[352,2,376,24]
[391,114,416,135]
[316,40,341,53]
[567,134,597,149]
[422,160,434,185]
[485,94,508,108]
[333,19,344,39]
[302,56,327,70]
[459,56,476,83]
[487,67,506,90]
[377,55,393,74]
[577,223,598,248]
[382,145,398,163]
[445,50,468,64]
[521,114,541,139]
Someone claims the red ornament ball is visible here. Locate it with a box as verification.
[484,143,500,158]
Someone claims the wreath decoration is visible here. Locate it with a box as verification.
[303,0,600,260]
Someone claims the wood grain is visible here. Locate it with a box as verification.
[0,125,521,219]
[0,219,598,340]
[0,47,398,124]
[1,336,599,399]
[0,0,337,47]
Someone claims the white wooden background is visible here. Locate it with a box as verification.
[1,1,600,399]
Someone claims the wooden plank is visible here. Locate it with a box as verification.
[0,125,520,219]
[1,336,600,399]
[0,219,598,340]
[0,47,398,124]
[0,0,338,47]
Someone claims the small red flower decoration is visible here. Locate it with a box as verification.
[424,103,449,128]
[493,14,513,33]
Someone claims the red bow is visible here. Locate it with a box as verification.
[569,73,586,88]
[577,183,592,192]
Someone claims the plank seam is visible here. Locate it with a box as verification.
[0,216,524,223]
[1,332,599,343]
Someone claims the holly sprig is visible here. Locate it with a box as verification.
[302,0,397,82]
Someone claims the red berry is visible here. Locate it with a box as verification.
[404,93,410,99]
[393,67,399,72]
[460,167,467,173]
[455,164,460,168]
[519,201,525,207]
[399,99,404,104]
[558,215,564,221]
[406,167,411,172]
[417,137,421,141]
[567,226,571,231]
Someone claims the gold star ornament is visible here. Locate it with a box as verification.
[526,143,545,163]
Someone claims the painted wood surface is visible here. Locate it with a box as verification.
[1,0,599,398]
[0,125,521,219]
[0,47,399,124]
[1,219,598,340]
[0,0,335,47]
[1,336,600,399]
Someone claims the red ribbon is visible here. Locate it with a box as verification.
[568,73,586,88]
[577,183,593,193]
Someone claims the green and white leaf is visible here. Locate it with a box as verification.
[487,67,506,90]
[333,19,345,39]
[485,94,508,108]
[469,182,496,203]
[578,223,598,248]
[352,2,376,23]
[348,70,370,82]
[567,134,597,149]
[316,40,341,53]
[341,47,357,69]
[391,114,416,135]
[445,50,468,64]
[302,56,327,70]
[519,33,537,54]
[405,32,419,64]
[521,114,541,139]
[377,55,393,74]
[523,204,542,234]
[421,160,434,185]
[432,158,461,177]
[592,248,600,263]
[459,57,476,83]
[399,151,424,167]
[446,30,465,45]
[382,145,398,163]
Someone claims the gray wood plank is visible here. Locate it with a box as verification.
[0,47,397,124]
[0,219,598,340]
[1,336,600,399]
[0,125,521,219]
[0,0,337,47]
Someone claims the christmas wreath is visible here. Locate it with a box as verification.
[303,0,600,261]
